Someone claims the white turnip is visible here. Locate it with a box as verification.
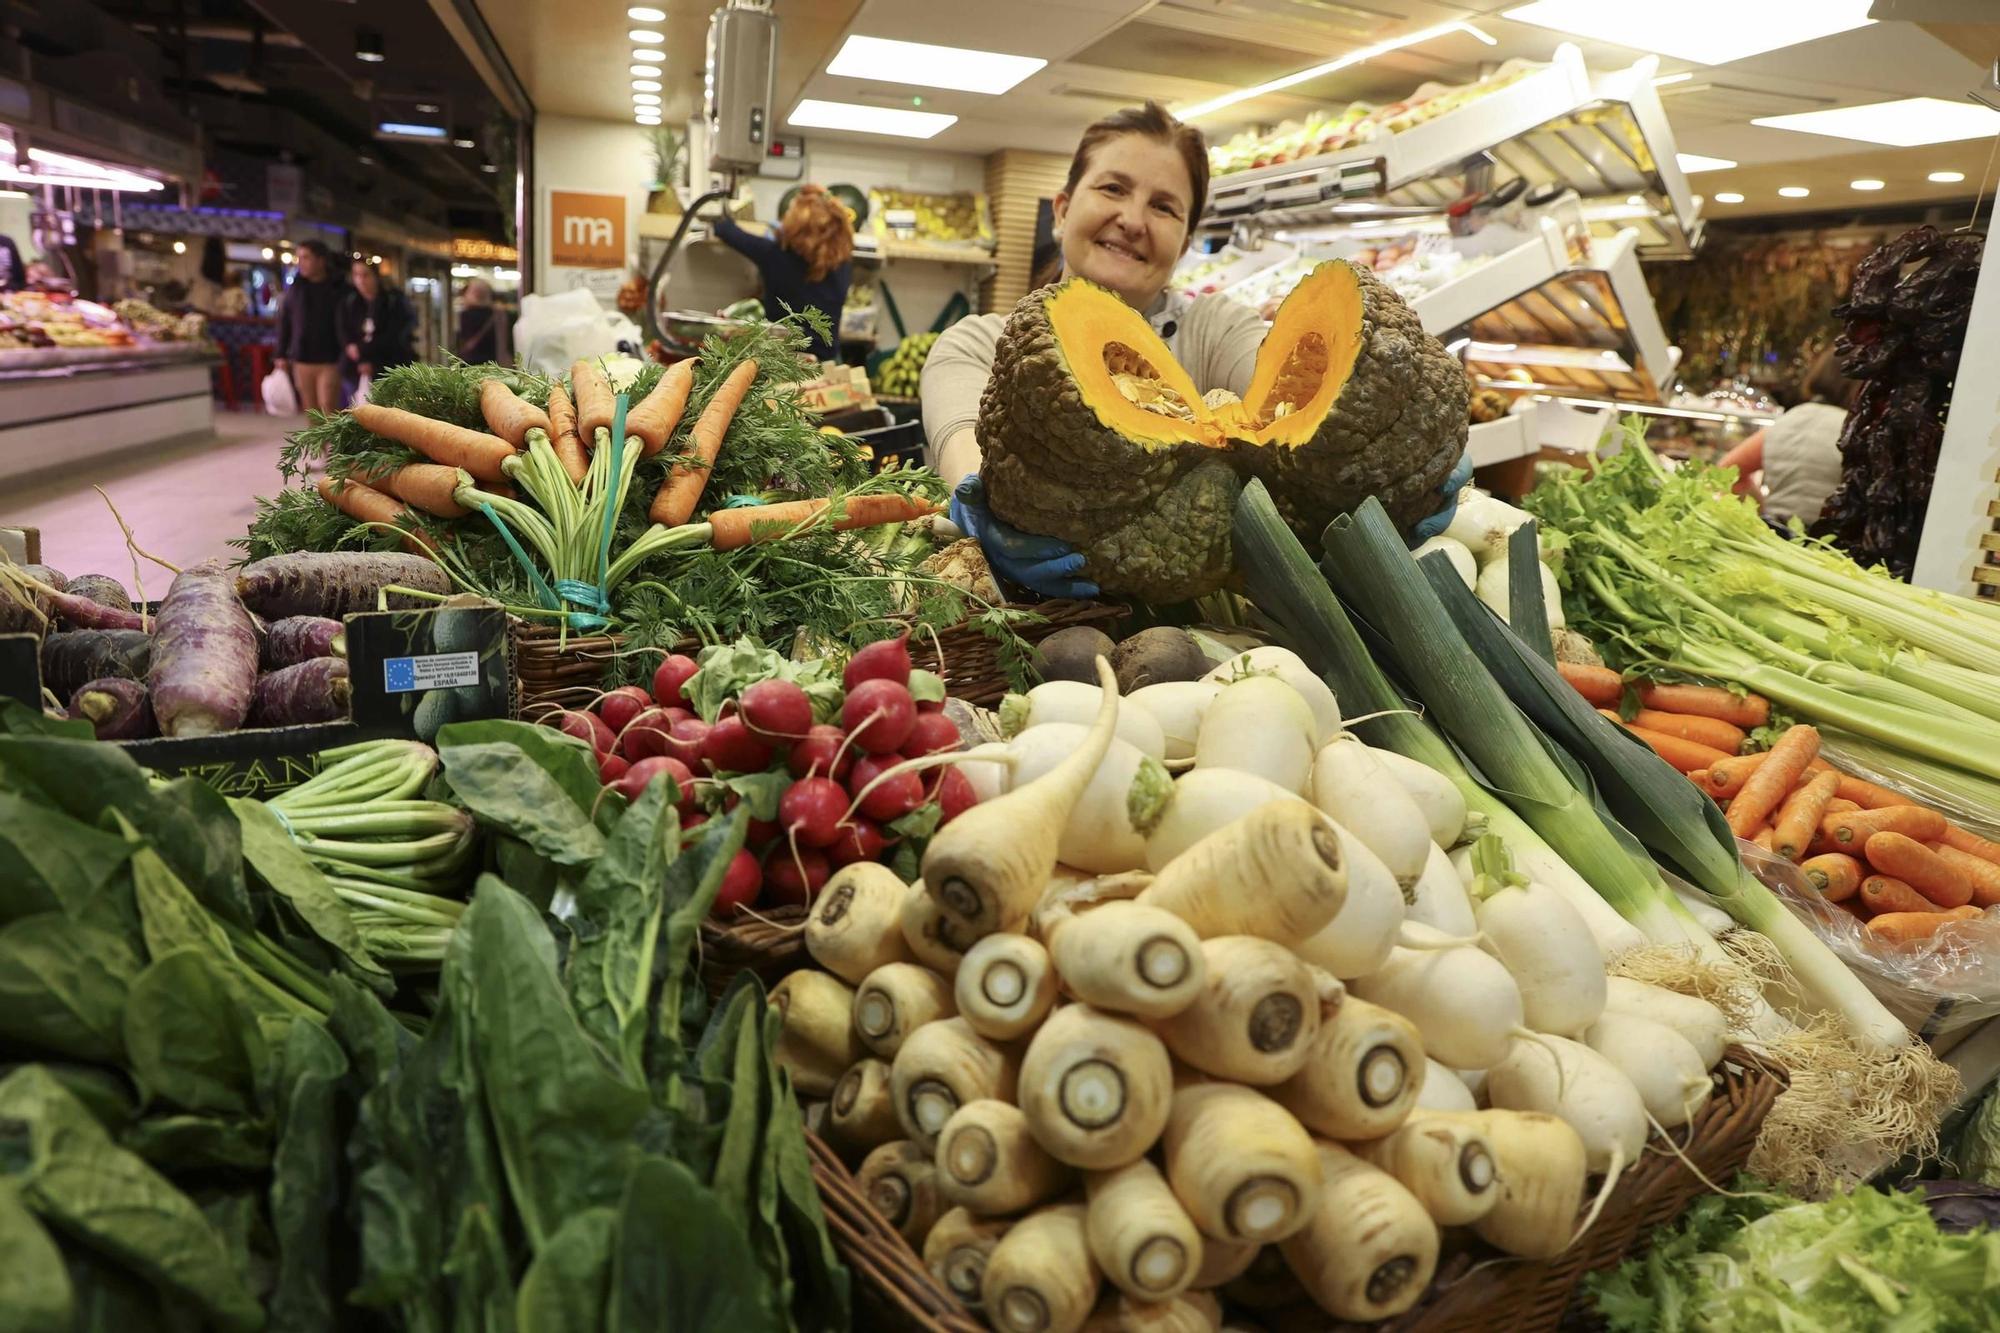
[1201,646,1340,744]
[1602,978,1728,1068]
[1195,673,1317,793]
[1309,736,1430,888]
[1348,930,1531,1070]
[1583,1011,1714,1129]
[1368,747,1468,848]
[1008,723,1163,875]
[1001,681,1167,759]
[1128,680,1220,764]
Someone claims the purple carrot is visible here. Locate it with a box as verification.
[67,677,156,740]
[41,630,151,697]
[60,574,135,622]
[235,552,448,619]
[44,586,146,632]
[0,563,65,635]
[249,657,351,727]
[150,560,260,737]
[264,616,347,669]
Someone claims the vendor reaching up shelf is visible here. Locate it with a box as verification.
[712,184,854,363]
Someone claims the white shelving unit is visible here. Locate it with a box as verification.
[1467,414,1536,468]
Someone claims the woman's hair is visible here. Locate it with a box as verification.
[1800,346,1856,409]
[780,184,855,283]
[200,237,226,284]
[1062,101,1210,237]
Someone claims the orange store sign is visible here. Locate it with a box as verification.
[548,190,626,268]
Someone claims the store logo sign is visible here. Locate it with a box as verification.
[549,190,626,268]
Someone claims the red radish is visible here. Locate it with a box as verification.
[597,685,654,733]
[557,709,615,755]
[903,711,962,758]
[936,767,978,825]
[779,776,849,848]
[599,751,631,785]
[788,724,853,781]
[842,678,917,755]
[850,754,925,822]
[828,817,889,866]
[621,707,674,760]
[741,678,814,742]
[844,632,911,689]
[747,816,782,846]
[653,653,699,707]
[713,849,763,917]
[703,713,775,773]
[683,812,709,831]
[764,845,831,906]
[664,716,711,768]
[614,755,696,810]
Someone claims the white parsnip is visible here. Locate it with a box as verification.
[1163,1083,1321,1245]
[1086,1158,1205,1302]
[925,1208,1012,1312]
[854,962,957,1057]
[1270,991,1424,1141]
[1279,1141,1439,1322]
[857,1140,943,1248]
[806,862,915,982]
[1186,1237,1258,1290]
[957,932,1060,1040]
[1469,1109,1588,1260]
[1018,1004,1174,1170]
[1154,936,1320,1086]
[828,1057,901,1156]
[983,1203,1102,1333]
[769,970,863,1098]
[1137,801,1345,946]
[902,878,974,978]
[1353,1111,1500,1226]
[890,1017,1021,1152]
[1046,900,1207,1020]
[938,1099,1075,1216]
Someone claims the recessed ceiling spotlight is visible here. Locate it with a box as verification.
[629,29,664,44]
[1777,186,1810,198]
[1850,179,1885,190]
[628,6,666,19]
[355,28,386,62]
[453,137,476,149]
[634,49,666,63]
[1930,170,1966,183]
[633,80,662,92]
[1713,191,1745,203]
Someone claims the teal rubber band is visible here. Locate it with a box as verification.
[721,493,768,508]
[553,578,609,632]
[476,502,564,615]
[597,392,629,596]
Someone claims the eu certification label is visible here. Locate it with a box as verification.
[383,652,481,693]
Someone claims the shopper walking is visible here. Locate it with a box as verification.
[341,258,417,394]
[919,101,1469,596]
[187,238,229,313]
[712,184,853,362]
[1720,348,1857,526]
[455,278,512,365]
[275,241,349,415]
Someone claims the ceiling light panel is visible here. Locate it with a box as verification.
[787,99,956,140]
[1676,153,1736,173]
[1501,1,1873,65]
[1850,179,1884,190]
[1713,192,1744,203]
[826,36,1046,95]
[1777,186,1810,198]
[634,50,666,63]
[1753,97,2000,147]
[1931,170,1966,183]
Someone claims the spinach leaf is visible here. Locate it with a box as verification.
[196,1187,270,1303]
[0,1065,263,1333]
[437,719,603,814]
[0,790,133,929]
[516,1207,615,1332]
[124,948,267,1116]
[651,808,748,1083]
[267,1019,350,1333]
[611,1154,785,1333]
[0,697,91,739]
[233,797,389,987]
[0,914,143,1065]
[62,1239,203,1333]
[3,1063,135,1135]
[0,1178,72,1332]
[440,742,604,867]
[708,978,790,1315]
[124,831,236,964]
[768,1061,851,1333]
[566,780,676,1080]
[463,878,649,1252]
[122,1114,271,1173]
[443,1203,519,1333]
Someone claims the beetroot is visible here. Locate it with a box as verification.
[842,678,917,756]
[653,653,700,707]
[248,658,352,727]
[557,709,615,755]
[599,750,631,785]
[827,817,888,867]
[903,711,962,758]
[614,755,696,810]
[741,678,813,742]
[713,849,763,916]
[67,677,155,740]
[702,713,775,773]
[597,685,654,734]
[937,767,978,824]
[787,724,852,781]
[620,707,675,760]
[764,846,830,907]
[151,561,261,737]
[779,776,848,848]
[844,632,911,689]
[264,616,346,669]
[850,754,925,822]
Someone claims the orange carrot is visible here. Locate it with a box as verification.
[1864,906,1981,943]
[1826,797,1861,815]
[1596,711,1731,773]
[1800,852,1863,902]
[1930,844,2000,909]
[1858,875,1937,917]
[1833,773,1919,810]
[1558,662,1623,707]
[478,378,550,449]
[626,359,696,456]
[1629,708,1746,755]
[704,493,941,551]
[544,381,589,485]
[1863,832,1972,908]
[1772,770,1840,861]
[571,358,616,445]
[350,402,516,484]
[649,358,759,526]
[351,464,473,518]
[316,475,434,554]
[1750,827,1776,853]
[1635,682,1770,728]
[1941,824,2000,869]
[1699,751,1832,800]
[1725,724,1819,838]
[1824,804,1949,850]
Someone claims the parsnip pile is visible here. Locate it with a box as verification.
[773,654,1737,1331]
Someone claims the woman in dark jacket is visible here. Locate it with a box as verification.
[712,184,853,362]
[340,259,417,382]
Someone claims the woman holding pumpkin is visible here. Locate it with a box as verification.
[921,101,1471,599]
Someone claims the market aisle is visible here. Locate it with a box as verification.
[6,410,305,579]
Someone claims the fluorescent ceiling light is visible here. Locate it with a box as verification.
[453,137,476,149]
[633,80,662,92]
[627,6,665,19]
[1501,1,1872,65]
[788,99,956,139]
[18,149,163,192]
[1178,20,1493,120]
[1713,191,1744,203]
[0,190,27,200]
[629,29,664,44]
[379,122,448,139]
[1652,72,1694,87]
[415,103,439,114]
[1777,186,1810,198]
[1930,170,1966,183]
[826,36,1045,95]
[1753,97,2000,147]
[1850,178,1885,190]
[633,49,666,63]
[633,93,661,106]
[1676,153,1736,173]
[630,66,657,78]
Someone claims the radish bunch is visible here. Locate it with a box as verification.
[554,633,981,920]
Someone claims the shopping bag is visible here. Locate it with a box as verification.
[262,367,299,415]
[351,371,373,407]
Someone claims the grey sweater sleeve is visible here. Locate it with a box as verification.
[918,313,1005,461]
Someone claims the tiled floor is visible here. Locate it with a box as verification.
[6,409,305,588]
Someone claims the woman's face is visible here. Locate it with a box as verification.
[1052,133,1194,309]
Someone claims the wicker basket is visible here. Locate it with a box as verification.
[510,621,632,719]
[794,1045,1784,1333]
[700,905,809,998]
[910,599,1125,706]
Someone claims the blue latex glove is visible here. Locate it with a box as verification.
[950,475,1100,599]
[1409,451,1475,544]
